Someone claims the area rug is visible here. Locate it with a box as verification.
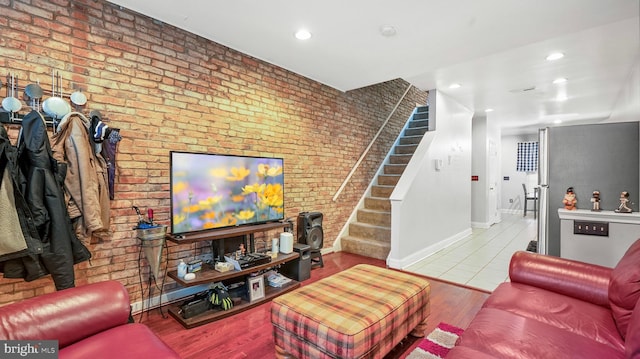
[406,322,464,359]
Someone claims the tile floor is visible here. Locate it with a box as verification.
[405,213,537,292]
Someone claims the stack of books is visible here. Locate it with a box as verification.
[267,272,292,288]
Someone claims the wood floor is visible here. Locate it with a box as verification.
[140,252,490,359]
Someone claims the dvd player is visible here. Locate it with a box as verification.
[225,252,271,270]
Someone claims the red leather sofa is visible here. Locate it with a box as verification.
[0,280,180,359]
[448,239,640,358]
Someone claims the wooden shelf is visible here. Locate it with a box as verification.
[168,280,300,329]
[167,252,299,287]
[163,222,300,328]
[166,222,289,244]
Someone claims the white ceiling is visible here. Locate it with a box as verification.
[108,0,640,135]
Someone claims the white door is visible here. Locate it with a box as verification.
[488,139,500,224]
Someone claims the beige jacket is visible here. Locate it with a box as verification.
[51,112,110,242]
[0,166,28,256]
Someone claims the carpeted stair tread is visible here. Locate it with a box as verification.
[364,197,391,211]
[405,127,428,136]
[377,174,400,186]
[384,164,407,175]
[341,235,390,260]
[389,154,412,164]
[371,185,394,198]
[349,221,391,242]
[357,208,391,226]
[395,144,419,154]
[400,135,423,145]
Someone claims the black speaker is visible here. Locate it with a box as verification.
[297,212,324,268]
[297,212,323,250]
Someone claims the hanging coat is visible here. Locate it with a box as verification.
[0,125,48,282]
[101,127,121,200]
[0,127,28,258]
[51,112,110,243]
[16,110,91,290]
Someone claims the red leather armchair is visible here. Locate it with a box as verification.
[0,280,180,359]
[448,239,640,359]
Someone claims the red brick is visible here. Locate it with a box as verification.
[55,15,91,32]
[0,0,427,304]
[91,44,122,57]
[106,38,138,53]
[71,47,106,61]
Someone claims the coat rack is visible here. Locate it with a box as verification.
[1,72,89,129]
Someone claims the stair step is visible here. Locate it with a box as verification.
[395,144,418,155]
[389,154,412,165]
[413,111,429,120]
[384,164,406,175]
[348,222,390,242]
[341,235,390,260]
[371,185,394,198]
[399,136,422,145]
[377,174,400,186]
[365,197,391,211]
[416,105,429,113]
[357,208,391,226]
[409,119,429,128]
[341,105,431,261]
[405,127,428,136]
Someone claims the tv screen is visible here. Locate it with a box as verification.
[170,151,284,234]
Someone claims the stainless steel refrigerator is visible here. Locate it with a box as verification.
[537,128,549,255]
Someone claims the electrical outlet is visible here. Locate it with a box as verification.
[574,221,609,236]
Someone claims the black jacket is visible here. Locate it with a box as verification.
[0,124,47,281]
[11,110,91,290]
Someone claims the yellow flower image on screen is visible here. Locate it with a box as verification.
[171,152,284,234]
[226,167,250,181]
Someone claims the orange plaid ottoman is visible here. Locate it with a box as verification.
[271,264,430,359]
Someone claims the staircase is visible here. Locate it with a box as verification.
[341,105,431,260]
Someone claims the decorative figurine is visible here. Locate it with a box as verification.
[239,243,246,256]
[590,190,601,212]
[235,243,246,260]
[615,191,633,213]
[562,187,577,210]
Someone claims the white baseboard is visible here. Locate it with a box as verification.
[387,228,472,269]
[471,221,491,229]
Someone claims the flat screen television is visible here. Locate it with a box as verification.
[170,151,284,235]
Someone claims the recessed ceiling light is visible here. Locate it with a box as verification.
[553,78,567,84]
[546,52,564,61]
[554,120,563,124]
[555,95,568,102]
[449,83,461,89]
[380,25,397,37]
[295,29,312,40]
[484,108,494,113]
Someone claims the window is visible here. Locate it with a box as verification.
[517,142,538,172]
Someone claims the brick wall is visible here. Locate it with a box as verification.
[0,0,428,305]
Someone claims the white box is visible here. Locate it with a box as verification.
[279,232,293,254]
[214,262,234,273]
